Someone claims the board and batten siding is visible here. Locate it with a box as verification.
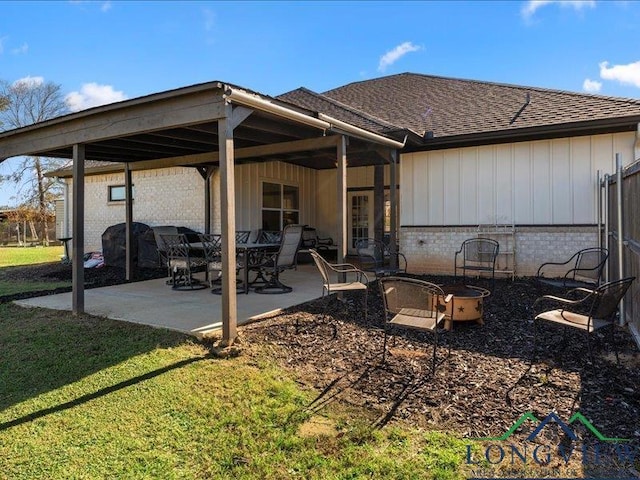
[400,132,638,276]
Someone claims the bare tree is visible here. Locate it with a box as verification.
[0,78,69,245]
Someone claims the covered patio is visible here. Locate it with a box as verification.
[0,81,414,344]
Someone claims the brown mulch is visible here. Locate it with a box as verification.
[4,263,640,448]
[240,275,640,446]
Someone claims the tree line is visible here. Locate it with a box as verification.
[0,78,69,246]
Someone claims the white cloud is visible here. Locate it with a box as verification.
[378,42,422,72]
[582,78,602,92]
[12,76,44,88]
[521,0,596,19]
[65,83,128,112]
[11,43,28,55]
[599,60,640,88]
[101,1,112,12]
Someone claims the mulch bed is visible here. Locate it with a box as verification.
[240,275,640,448]
[4,263,640,452]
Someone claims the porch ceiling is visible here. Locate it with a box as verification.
[0,81,396,171]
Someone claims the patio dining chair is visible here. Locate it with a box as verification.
[253,224,304,294]
[532,276,635,365]
[256,229,282,244]
[379,276,453,373]
[161,233,207,290]
[199,233,245,294]
[307,249,369,337]
[235,230,252,244]
[355,238,407,278]
[535,247,608,290]
[153,225,179,276]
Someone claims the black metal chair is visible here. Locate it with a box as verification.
[199,233,245,294]
[454,238,499,286]
[307,249,369,336]
[355,238,407,278]
[379,276,453,373]
[532,276,635,365]
[256,230,282,244]
[235,231,251,244]
[254,224,304,294]
[161,233,207,290]
[535,247,608,289]
[153,226,179,277]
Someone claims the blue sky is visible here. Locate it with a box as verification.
[2,0,640,205]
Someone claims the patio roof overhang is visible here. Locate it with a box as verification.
[0,80,405,346]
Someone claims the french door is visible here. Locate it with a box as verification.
[347,191,374,255]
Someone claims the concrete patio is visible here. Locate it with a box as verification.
[15,264,325,338]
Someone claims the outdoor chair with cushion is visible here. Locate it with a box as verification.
[532,276,635,365]
[307,248,369,337]
[379,276,453,373]
[454,238,499,286]
[253,224,303,294]
[153,225,179,276]
[355,238,407,278]
[535,247,608,290]
[199,233,245,294]
[161,233,207,290]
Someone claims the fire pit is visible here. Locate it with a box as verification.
[440,284,491,330]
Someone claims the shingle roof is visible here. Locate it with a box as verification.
[278,87,406,135]
[311,72,640,140]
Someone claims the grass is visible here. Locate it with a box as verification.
[0,246,70,297]
[0,303,470,480]
[0,246,65,267]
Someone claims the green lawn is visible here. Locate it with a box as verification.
[0,246,65,267]
[0,303,470,480]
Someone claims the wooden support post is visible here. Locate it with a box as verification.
[72,144,85,314]
[374,164,385,243]
[337,136,347,265]
[389,150,398,269]
[124,162,134,281]
[219,103,238,344]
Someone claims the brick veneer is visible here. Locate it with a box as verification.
[400,225,599,277]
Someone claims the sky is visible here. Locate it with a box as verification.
[2,0,640,205]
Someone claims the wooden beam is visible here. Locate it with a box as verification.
[125,163,134,281]
[0,90,226,159]
[219,103,238,345]
[72,144,85,315]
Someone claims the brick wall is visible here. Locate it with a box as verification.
[400,225,599,277]
[69,167,205,251]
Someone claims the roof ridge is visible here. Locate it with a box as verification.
[293,87,405,131]
[325,72,640,106]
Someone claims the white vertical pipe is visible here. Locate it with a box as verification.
[596,170,602,252]
[615,154,625,325]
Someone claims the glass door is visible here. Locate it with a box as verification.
[347,191,374,255]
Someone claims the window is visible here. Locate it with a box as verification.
[261,182,299,230]
[108,185,134,202]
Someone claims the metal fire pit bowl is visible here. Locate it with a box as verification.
[440,284,491,331]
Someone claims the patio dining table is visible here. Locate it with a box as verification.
[189,241,280,294]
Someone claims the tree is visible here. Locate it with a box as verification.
[0,77,69,245]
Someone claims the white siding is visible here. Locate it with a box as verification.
[401,132,637,227]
